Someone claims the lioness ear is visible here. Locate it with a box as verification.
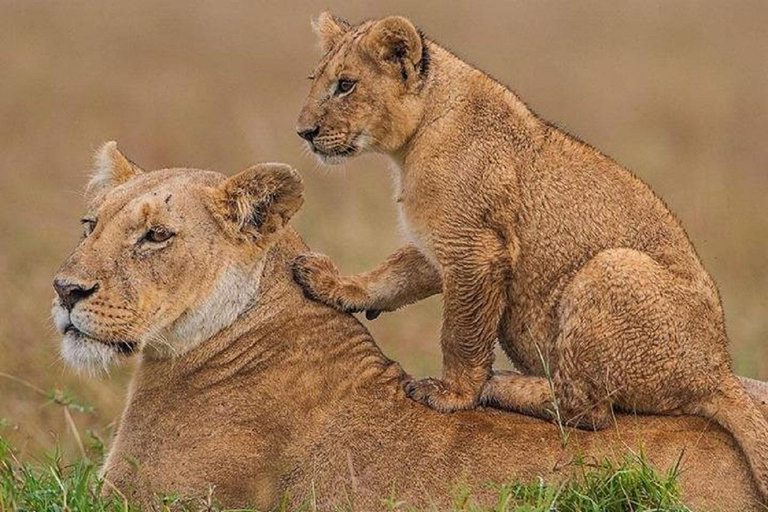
[214,163,304,242]
[311,12,350,53]
[86,141,144,200]
[365,16,423,81]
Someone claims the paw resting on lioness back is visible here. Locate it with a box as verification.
[292,253,380,318]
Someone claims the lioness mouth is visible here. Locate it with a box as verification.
[65,324,137,354]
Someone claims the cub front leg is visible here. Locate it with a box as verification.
[292,244,442,317]
[406,237,509,412]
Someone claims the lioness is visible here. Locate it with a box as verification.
[51,143,768,510]
[293,13,768,500]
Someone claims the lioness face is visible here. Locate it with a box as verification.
[52,142,303,373]
[297,13,429,164]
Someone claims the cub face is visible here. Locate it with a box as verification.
[297,13,429,164]
[52,142,303,373]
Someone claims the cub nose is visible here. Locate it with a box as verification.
[297,126,320,143]
[53,278,98,311]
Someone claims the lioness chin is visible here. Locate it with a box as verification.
[293,13,768,501]
[51,143,767,510]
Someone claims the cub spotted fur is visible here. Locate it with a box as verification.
[293,13,768,500]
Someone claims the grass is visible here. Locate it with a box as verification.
[437,453,689,512]
[0,434,126,512]
[0,426,690,511]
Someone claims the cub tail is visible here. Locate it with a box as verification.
[699,377,768,505]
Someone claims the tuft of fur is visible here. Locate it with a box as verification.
[60,333,117,375]
[86,141,144,202]
[311,12,351,53]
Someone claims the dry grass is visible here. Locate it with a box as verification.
[0,1,766,459]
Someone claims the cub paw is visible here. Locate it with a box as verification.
[404,377,478,413]
[292,253,370,313]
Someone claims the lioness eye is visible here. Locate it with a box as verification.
[144,227,174,244]
[336,79,356,95]
[81,218,97,237]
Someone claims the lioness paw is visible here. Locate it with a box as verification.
[292,253,371,313]
[405,377,478,413]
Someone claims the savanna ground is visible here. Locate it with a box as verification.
[0,1,766,509]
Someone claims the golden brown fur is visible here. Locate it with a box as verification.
[294,13,768,501]
[52,142,303,373]
[52,146,768,509]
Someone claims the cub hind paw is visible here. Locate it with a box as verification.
[405,377,478,413]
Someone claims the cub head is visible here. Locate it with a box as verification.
[52,142,303,373]
[296,13,430,164]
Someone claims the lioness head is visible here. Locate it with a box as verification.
[296,13,429,164]
[52,142,303,373]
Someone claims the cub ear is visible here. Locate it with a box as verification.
[311,11,350,53]
[213,163,304,243]
[365,16,423,80]
[86,141,144,200]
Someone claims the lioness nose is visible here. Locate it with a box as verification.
[297,126,320,143]
[53,278,98,311]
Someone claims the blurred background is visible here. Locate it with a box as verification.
[1,1,766,460]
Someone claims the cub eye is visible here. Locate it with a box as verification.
[81,218,97,237]
[143,226,174,244]
[336,79,356,95]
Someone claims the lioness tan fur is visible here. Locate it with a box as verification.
[52,144,768,510]
[293,13,768,500]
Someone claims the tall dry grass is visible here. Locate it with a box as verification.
[0,1,766,458]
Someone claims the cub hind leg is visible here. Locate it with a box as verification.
[480,370,613,430]
[484,248,768,500]
[489,248,731,416]
[484,248,699,428]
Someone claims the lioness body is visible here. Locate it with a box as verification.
[53,150,768,510]
[52,151,766,509]
[106,239,765,510]
[294,14,768,499]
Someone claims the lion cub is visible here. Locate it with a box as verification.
[292,13,768,499]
